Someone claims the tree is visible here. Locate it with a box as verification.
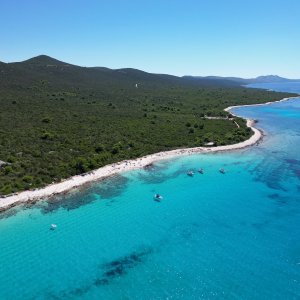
[73,157,89,174]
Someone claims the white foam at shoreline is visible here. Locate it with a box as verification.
[0,96,298,211]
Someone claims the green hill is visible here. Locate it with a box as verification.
[0,55,243,89]
[0,56,295,195]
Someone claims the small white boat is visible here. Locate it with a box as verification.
[219,168,225,174]
[198,168,204,174]
[50,224,57,230]
[154,194,163,201]
[187,171,195,177]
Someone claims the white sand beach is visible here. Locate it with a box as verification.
[0,96,297,212]
[224,96,299,112]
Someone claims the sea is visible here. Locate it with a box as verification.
[0,82,300,300]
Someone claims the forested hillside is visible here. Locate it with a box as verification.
[0,56,295,195]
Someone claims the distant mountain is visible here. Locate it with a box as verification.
[21,55,73,66]
[2,55,297,90]
[184,75,300,85]
[0,55,242,90]
[252,75,298,83]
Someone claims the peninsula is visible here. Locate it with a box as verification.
[0,55,297,200]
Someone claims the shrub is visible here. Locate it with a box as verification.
[1,185,13,195]
[3,166,13,174]
[95,144,105,153]
[42,117,51,123]
[111,142,123,155]
[7,156,16,163]
[40,131,54,140]
[23,175,33,183]
[73,157,89,174]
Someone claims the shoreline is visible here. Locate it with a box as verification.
[224,96,300,112]
[0,96,298,212]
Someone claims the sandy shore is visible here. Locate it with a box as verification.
[0,96,297,212]
[225,96,299,112]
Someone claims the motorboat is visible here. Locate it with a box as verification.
[50,224,57,230]
[187,171,195,177]
[219,168,225,174]
[154,194,163,201]
[198,168,204,174]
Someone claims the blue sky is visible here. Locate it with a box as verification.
[1,0,299,78]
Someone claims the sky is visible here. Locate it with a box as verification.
[0,0,299,78]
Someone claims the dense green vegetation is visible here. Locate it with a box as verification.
[0,56,296,195]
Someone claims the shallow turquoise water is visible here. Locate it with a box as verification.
[1,85,300,299]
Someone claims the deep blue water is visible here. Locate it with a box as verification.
[247,81,300,93]
[0,83,300,299]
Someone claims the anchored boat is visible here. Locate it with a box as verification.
[198,168,204,174]
[154,194,163,201]
[219,168,226,174]
[187,171,195,177]
[50,224,57,230]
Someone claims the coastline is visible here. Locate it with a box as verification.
[0,96,297,212]
[224,96,299,112]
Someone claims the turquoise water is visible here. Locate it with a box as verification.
[1,84,300,299]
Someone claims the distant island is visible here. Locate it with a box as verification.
[0,55,297,196]
[183,75,300,85]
